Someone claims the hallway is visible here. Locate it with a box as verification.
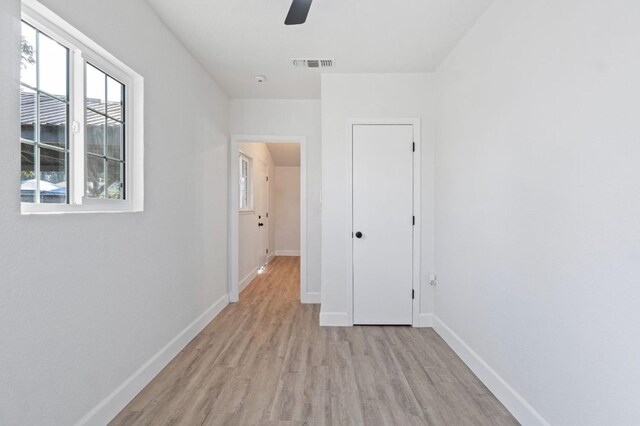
[111,257,516,425]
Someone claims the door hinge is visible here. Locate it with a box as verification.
[266,212,269,218]
[266,248,269,254]
[412,216,415,226]
[266,176,269,182]
[412,142,415,152]
[412,289,415,299]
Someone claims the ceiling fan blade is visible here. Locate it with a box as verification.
[285,0,313,25]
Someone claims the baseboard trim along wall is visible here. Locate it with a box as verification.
[319,311,350,326]
[275,250,300,256]
[76,293,230,426]
[433,316,550,426]
[239,266,259,294]
[305,292,321,304]
[416,313,434,328]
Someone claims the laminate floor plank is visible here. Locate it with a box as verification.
[111,256,518,426]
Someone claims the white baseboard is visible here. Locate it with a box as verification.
[433,316,550,426]
[415,313,434,328]
[319,311,349,327]
[267,253,276,263]
[304,292,321,304]
[75,293,230,426]
[275,250,300,256]
[239,266,259,293]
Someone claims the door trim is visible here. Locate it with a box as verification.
[228,134,308,303]
[346,118,421,327]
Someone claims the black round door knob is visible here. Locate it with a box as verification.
[355,231,363,238]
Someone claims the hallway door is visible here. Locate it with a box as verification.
[352,124,414,325]
[256,159,269,267]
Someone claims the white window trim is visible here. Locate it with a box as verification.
[238,151,253,213]
[20,0,144,215]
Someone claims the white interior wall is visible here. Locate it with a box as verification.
[229,99,321,300]
[320,73,437,325]
[274,166,301,254]
[0,0,229,424]
[434,0,640,424]
[237,142,275,289]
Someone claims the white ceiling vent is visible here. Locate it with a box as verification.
[291,58,334,68]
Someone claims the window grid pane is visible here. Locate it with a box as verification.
[21,143,35,203]
[21,22,37,87]
[38,31,68,100]
[86,64,106,114]
[38,93,67,149]
[106,159,124,199]
[86,154,105,199]
[20,20,69,204]
[39,147,67,204]
[107,76,123,121]
[106,119,123,160]
[20,87,36,141]
[86,110,105,156]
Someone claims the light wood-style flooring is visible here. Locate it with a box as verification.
[111,256,518,425]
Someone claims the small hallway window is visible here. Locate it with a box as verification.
[239,153,251,210]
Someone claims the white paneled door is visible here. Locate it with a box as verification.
[257,160,269,267]
[352,124,414,325]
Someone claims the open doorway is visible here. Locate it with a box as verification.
[229,135,306,303]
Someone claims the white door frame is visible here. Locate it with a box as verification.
[229,134,308,303]
[346,118,421,327]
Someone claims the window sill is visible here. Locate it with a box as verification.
[21,201,141,215]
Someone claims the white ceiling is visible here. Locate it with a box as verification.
[146,0,493,99]
[267,143,300,167]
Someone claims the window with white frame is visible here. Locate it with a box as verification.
[20,1,143,214]
[239,153,252,210]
